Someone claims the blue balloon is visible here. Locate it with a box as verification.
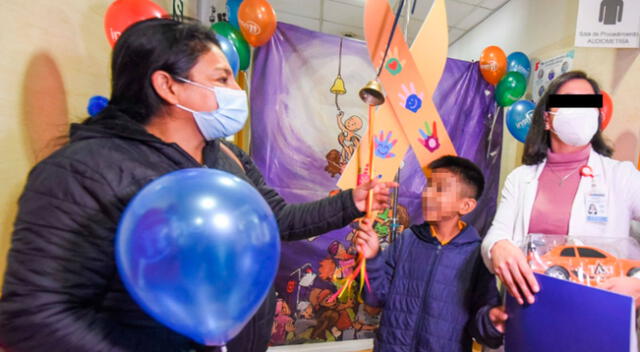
[116,168,280,346]
[87,95,109,117]
[216,34,240,76]
[506,100,536,143]
[226,0,243,30]
[507,52,531,80]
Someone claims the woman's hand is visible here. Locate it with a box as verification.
[355,218,380,259]
[601,276,640,308]
[352,179,398,212]
[490,239,540,305]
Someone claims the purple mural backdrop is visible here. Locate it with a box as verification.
[250,22,503,346]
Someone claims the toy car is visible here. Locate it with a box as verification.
[529,245,640,286]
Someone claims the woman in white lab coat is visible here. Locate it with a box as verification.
[482,71,640,306]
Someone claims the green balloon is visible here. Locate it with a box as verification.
[211,21,251,71]
[495,72,527,107]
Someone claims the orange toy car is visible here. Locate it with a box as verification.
[529,245,640,286]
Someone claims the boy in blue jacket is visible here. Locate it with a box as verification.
[356,156,507,352]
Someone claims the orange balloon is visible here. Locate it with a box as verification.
[237,0,277,47]
[104,0,167,47]
[600,90,613,130]
[479,46,507,85]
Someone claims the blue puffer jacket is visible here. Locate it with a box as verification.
[366,222,503,352]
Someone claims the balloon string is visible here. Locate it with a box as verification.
[329,78,379,306]
[486,103,500,159]
[339,277,354,300]
[333,258,361,300]
[339,101,377,305]
[328,253,370,303]
[358,257,367,297]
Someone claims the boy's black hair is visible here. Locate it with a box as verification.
[427,155,485,200]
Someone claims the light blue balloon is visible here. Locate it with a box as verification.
[507,100,536,143]
[116,168,280,346]
[226,0,243,30]
[507,52,531,80]
[216,34,240,76]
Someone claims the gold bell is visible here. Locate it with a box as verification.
[359,80,385,106]
[330,74,347,95]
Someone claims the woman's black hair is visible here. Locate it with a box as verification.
[522,70,613,165]
[106,18,219,125]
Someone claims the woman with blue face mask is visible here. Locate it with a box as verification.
[482,71,640,308]
[0,18,396,352]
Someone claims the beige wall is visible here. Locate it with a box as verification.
[575,48,640,164]
[0,0,200,289]
[0,0,110,288]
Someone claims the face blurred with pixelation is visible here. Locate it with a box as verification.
[422,169,468,222]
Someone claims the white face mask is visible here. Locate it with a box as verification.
[550,108,599,146]
[175,78,248,140]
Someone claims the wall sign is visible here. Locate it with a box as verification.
[575,0,640,48]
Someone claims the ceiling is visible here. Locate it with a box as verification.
[269,0,510,46]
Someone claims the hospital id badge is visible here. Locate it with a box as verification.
[585,186,608,223]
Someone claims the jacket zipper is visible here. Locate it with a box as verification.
[410,243,442,352]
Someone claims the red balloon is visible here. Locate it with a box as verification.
[104,0,168,47]
[600,90,613,130]
[238,0,277,47]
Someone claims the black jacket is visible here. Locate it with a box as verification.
[0,108,363,352]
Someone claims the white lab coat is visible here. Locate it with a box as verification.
[482,149,640,271]
[481,150,640,352]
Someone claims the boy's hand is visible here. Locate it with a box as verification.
[355,218,380,259]
[488,306,508,333]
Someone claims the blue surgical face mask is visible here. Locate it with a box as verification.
[175,77,248,140]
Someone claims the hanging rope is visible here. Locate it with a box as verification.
[334,38,344,112]
[338,37,343,75]
[376,0,405,78]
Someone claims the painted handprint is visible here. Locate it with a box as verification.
[384,47,405,76]
[418,121,440,152]
[375,47,405,75]
[398,82,423,113]
[374,130,397,159]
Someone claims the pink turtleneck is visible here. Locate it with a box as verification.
[528,146,591,235]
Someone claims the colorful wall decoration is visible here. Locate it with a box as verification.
[250,22,503,346]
